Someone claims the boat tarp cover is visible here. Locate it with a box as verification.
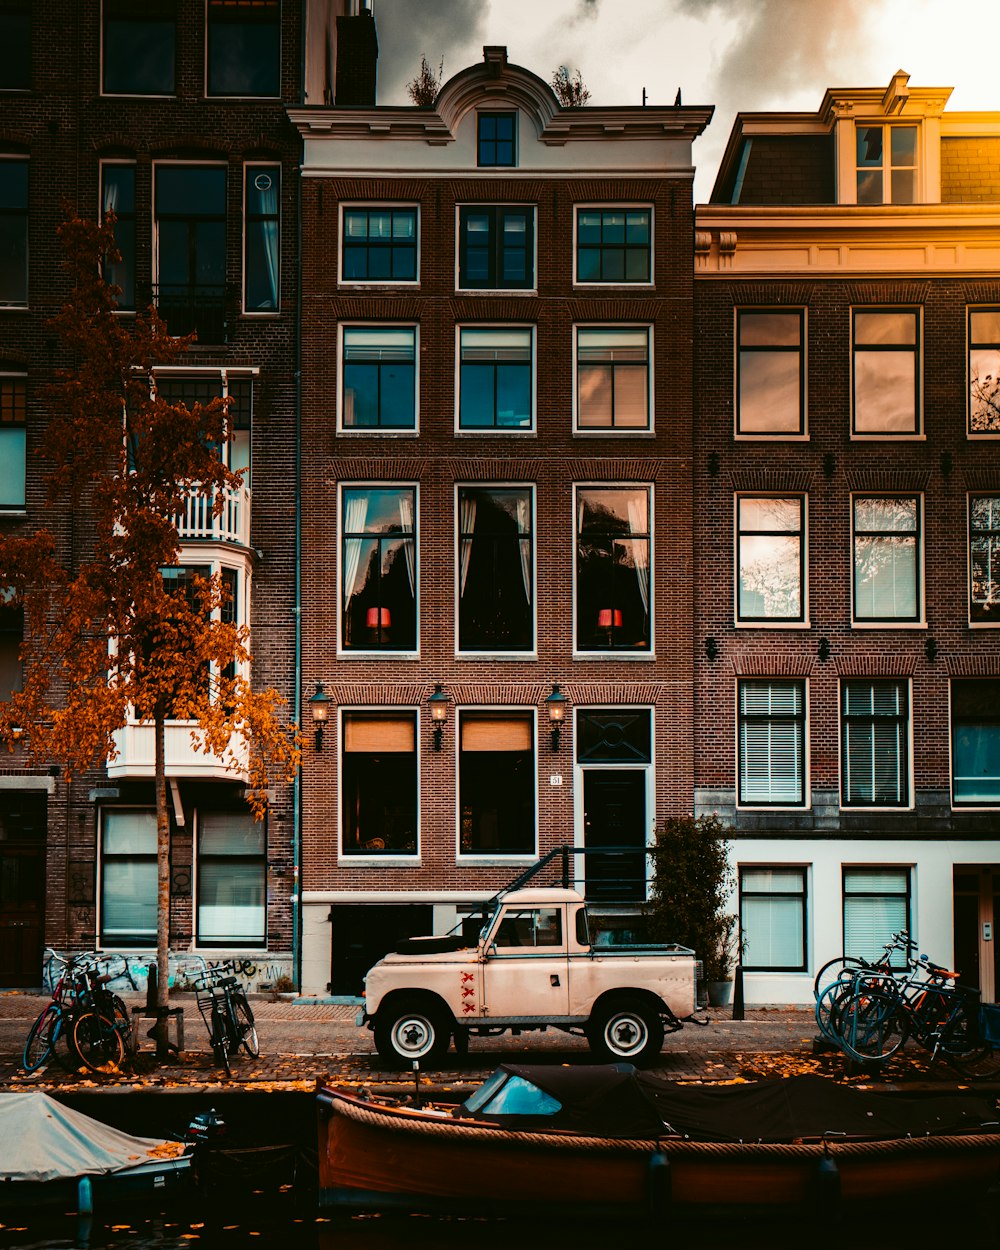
[0,1091,170,1183]
[464,1066,1000,1142]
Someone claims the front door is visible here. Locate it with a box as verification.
[954,866,999,1002]
[583,770,647,903]
[0,792,47,987]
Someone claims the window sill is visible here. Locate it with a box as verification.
[338,281,421,291]
[338,855,421,866]
[455,288,537,297]
[950,801,1000,811]
[454,428,537,438]
[337,428,419,438]
[572,650,655,661]
[240,311,282,319]
[850,433,925,442]
[457,856,537,867]
[337,650,420,659]
[0,510,28,519]
[100,91,177,100]
[573,282,654,291]
[968,620,1000,629]
[734,432,810,442]
[850,621,926,630]
[736,804,810,813]
[573,428,656,438]
[734,620,811,630]
[456,652,537,661]
[840,804,914,813]
[0,304,29,313]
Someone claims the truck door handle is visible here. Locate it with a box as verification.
[550,975,560,987]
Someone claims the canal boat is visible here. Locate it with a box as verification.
[317,1065,1000,1218]
[0,1090,192,1211]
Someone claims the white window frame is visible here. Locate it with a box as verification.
[735,678,809,811]
[97,807,158,950]
[855,123,919,205]
[851,307,923,440]
[242,162,280,315]
[734,308,808,440]
[572,482,654,659]
[454,482,536,658]
[337,322,419,435]
[454,324,536,435]
[337,481,420,658]
[455,705,538,864]
[572,324,653,435]
[573,203,654,288]
[850,492,924,627]
[839,678,913,811]
[454,203,537,294]
[969,492,1000,628]
[193,808,268,950]
[338,706,421,864]
[339,202,420,288]
[734,493,809,628]
[967,305,1000,438]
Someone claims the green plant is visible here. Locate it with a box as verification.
[272,974,295,996]
[407,54,443,106]
[644,814,737,982]
[551,65,591,107]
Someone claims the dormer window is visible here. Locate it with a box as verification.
[856,124,917,204]
[478,112,517,167]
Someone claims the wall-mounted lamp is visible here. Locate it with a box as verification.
[9,725,24,742]
[545,682,569,751]
[309,680,331,751]
[704,636,718,661]
[818,637,831,663]
[428,683,450,751]
[925,637,938,663]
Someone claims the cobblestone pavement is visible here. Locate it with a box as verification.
[1,990,996,1093]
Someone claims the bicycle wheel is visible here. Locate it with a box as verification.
[835,990,908,1063]
[815,976,855,1043]
[813,957,867,999]
[211,1001,232,1077]
[72,1012,125,1073]
[940,1002,1000,1078]
[23,1005,60,1072]
[232,992,259,1057]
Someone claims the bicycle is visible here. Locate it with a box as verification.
[193,960,259,1077]
[23,949,135,1074]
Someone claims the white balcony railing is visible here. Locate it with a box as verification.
[107,720,250,782]
[176,482,251,546]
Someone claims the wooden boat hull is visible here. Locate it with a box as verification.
[317,1087,1000,1218]
[0,1154,193,1212]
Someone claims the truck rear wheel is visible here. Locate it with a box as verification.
[587,998,664,1066]
[374,1000,450,1068]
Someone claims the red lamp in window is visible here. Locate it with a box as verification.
[366,607,391,630]
[597,608,623,635]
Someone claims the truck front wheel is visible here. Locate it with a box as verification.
[374,1000,450,1067]
[587,999,664,1066]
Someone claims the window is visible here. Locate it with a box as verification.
[843,868,910,964]
[494,907,563,948]
[100,809,157,946]
[736,495,805,623]
[477,112,516,167]
[244,165,280,312]
[856,124,917,204]
[969,308,1000,433]
[458,206,533,290]
[458,486,533,652]
[575,208,651,284]
[852,495,921,622]
[841,680,909,807]
[341,711,418,855]
[0,373,25,508]
[341,208,417,283]
[0,159,27,306]
[576,327,650,430]
[458,327,533,430]
[952,680,1000,806]
[738,680,806,807]
[155,374,251,480]
[0,3,30,91]
[341,486,416,651]
[101,163,135,310]
[341,326,416,430]
[575,486,651,652]
[102,0,175,96]
[970,495,1000,622]
[207,0,280,97]
[459,711,535,855]
[736,310,805,435]
[852,309,920,435]
[739,868,807,971]
[0,597,22,700]
[197,812,266,946]
[154,164,227,340]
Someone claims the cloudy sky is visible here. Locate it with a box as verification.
[373,0,1000,199]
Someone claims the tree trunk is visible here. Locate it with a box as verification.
[154,711,171,1057]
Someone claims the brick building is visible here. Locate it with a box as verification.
[292,43,711,994]
[694,74,1000,1003]
[0,0,327,988]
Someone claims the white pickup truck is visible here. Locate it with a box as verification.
[358,887,699,1067]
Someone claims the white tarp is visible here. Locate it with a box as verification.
[0,1091,173,1183]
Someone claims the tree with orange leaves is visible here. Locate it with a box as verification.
[0,216,299,1055]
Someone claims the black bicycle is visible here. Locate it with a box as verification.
[193,960,259,1077]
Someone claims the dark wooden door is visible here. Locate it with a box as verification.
[583,770,647,903]
[0,842,45,986]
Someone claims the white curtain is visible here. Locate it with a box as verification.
[342,494,369,609]
[258,177,279,309]
[398,493,415,596]
[459,493,477,596]
[627,494,649,619]
[516,493,531,603]
[103,175,119,216]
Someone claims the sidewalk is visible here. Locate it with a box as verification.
[1,991,996,1093]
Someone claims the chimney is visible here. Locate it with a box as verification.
[335,5,378,106]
